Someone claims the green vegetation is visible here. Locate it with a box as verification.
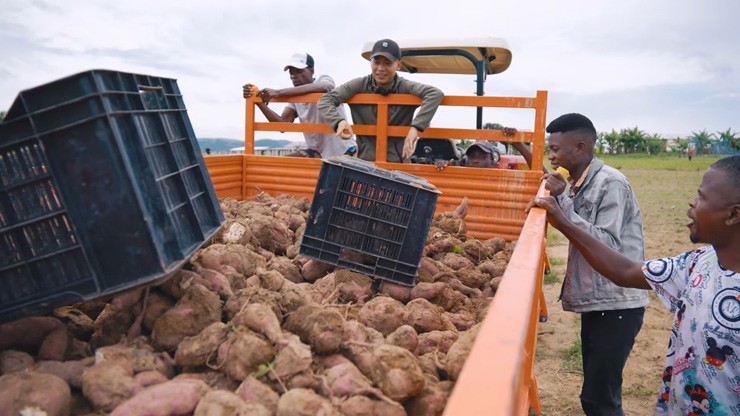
[599,153,720,171]
[593,127,739,156]
[560,337,583,373]
[543,272,560,285]
[624,383,655,397]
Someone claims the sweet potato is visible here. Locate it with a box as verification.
[478,259,508,278]
[362,344,426,401]
[446,324,481,381]
[91,303,134,348]
[335,269,373,304]
[455,268,490,290]
[406,383,449,416]
[110,378,211,416]
[254,267,287,291]
[197,243,267,277]
[284,304,345,354]
[300,259,334,283]
[236,375,280,414]
[132,370,168,393]
[35,357,94,389]
[357,296,406,336]
[276,388,338,416]
[232,303,283,344]
[0,349,34,374]
[0,371,71,416]
[271,334,313,380]
[343,320,385,345]
[82,360,136,411]
[268,255,305,284]
[482,236,506,255]
[461,238,488,263]
[415,330,459,355]
[194,389,271,416]
[378,280,412,303]
[278,280,312,313]
[324,362,394,404]
[306,272,337,303]
[223,286,282,321]
[403,298,456,333]
[215,219,254,245]
[38,326,72,361]
[338,395,407,416]
[386,324,418,353]
[198,268,235,299]
[218,330,274,381]
[248,214,293,254]
[151,283,222,351]
[174,370,239,391]
[435,252,474,271]
[0,316,64,350]
[174,322,229,367]
[446,310,477,331]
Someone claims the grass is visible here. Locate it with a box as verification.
[624,383,655,397]
[598,153,720,171]
[560,337,583,373]
[543,271,561,285]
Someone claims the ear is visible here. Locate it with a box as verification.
[727,203,740,227]
[393,60,402,70]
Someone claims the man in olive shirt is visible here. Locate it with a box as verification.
[317,38,443,162]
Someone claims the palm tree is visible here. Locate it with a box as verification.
[601,129,621,154]
[619,127,647,154]
[715,128,739,153]
[689,130,714,155]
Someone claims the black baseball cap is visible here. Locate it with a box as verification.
[370,39,401,62]
[466,141,496,155]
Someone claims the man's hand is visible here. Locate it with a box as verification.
[259,88,282,104]
[242,83,261,99]
[542,171,567,196]
[527,196,566,229]
[434,159,455,171]
[502,127,517,137]
[336,120,354,140]
[402,126,420,159]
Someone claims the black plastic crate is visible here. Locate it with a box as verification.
[300,157,440,286]
[0,69,224,323]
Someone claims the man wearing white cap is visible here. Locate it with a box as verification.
[317,39,443,163]
[243,53,356,158]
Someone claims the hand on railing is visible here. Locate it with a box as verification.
[402,126,420,159]
[336,120,354,140]
[242,84,261,99]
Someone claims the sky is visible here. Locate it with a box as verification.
[1,0,738,143]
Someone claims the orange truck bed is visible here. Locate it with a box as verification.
[204,90,550,415]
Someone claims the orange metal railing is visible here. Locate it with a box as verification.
[203,91,550,414]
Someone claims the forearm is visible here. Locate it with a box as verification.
[554,216,649,289]
[408,82,443,130]
[256,103,291,123]
[318,79,361,130]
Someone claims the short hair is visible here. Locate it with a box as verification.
[546,113,597,142]
[711,155,740,192]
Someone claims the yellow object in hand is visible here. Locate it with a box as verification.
[555,166,569,177]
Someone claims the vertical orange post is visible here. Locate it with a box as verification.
[375,100,389,163]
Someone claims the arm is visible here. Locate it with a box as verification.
[259,77,333,103]
[534,196,650,289]
[317,77,365,135]
[243,83,298,123]
[401,80,444,158]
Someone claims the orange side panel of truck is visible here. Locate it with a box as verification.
[204,91,550,415]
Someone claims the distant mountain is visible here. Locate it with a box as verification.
[197,138,296,153]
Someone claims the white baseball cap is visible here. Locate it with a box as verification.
[284,53,314,71]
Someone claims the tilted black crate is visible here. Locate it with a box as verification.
[0,69,224,323]
[300,157,441,286]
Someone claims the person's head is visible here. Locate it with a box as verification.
[369,39,401,89]
[465,141,496,168]
[545,113,597,172]
[284,52,315,87]
[687,155,740,245]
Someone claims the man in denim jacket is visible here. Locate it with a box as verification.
[542,113,649,416]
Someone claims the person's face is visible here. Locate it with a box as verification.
[288,67,313,87]
[547,131,583,171]
[370,56,400,88]
[466,148,493,168]
[687,167,739,244]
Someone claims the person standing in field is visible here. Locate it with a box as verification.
[243,52,356,158]
[688,147,695,161]
[540,113,649,416]
[317,39,443,162]
[532,155,740,415]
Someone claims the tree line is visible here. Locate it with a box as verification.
[595,127,740,155]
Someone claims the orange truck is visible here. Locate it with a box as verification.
[205,38,550,415]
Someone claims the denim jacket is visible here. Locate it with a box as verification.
[556,158,649,312]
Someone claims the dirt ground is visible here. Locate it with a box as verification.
[535,168,707,415]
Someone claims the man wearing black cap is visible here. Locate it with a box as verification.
[317,39,443,163]
[243,52,356,158]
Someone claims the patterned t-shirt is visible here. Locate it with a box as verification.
[642,246,740,415]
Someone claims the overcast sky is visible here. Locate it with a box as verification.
[1,0,738,142]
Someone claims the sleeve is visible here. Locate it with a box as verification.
[317,77,364,131]
[400,79,443,131]
[315,75,336,89]
[641,249,701,311]
[557,179,634,250]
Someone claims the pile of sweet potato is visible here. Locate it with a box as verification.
[0,193,514,416]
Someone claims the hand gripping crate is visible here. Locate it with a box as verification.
[300,157,441,286]
[0,69,224,323]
